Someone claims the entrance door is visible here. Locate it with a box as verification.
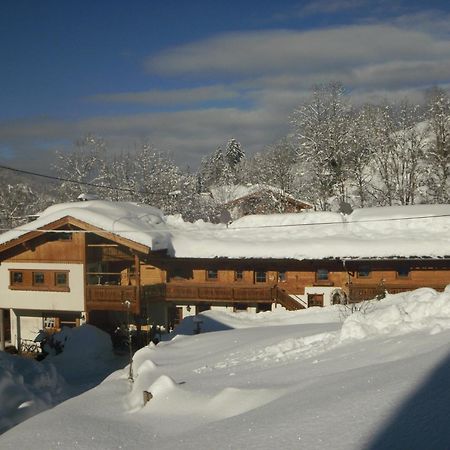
[307,294,324,307]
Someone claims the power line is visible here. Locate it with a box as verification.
[228,213,450,230]
[1,213,449,234]
[0,163,170,196]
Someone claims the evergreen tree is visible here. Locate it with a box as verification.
[225,138,245,168]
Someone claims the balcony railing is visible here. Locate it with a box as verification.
[86,285,138,313]
[142,282,274,303]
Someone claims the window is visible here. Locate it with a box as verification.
[235,270,243,281]
[33,272,45,285]
[316,269,329,281]
[278,271,286,282]
[397,267,410,278]
[43,317,56,329]
[206,269,218,280]
[255,271,267,283]
[11,271,23,285]
[55,272,68,286]
[9,269,69,292]
[357,267,371,278]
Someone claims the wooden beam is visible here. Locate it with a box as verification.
[0,309,5,351]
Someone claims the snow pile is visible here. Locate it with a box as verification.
[0,352,66,434]
[341,287,450,341]
[43,324,115,381]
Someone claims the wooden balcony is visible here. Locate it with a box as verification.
[141,282,306,310]
[143,282,274,303]
[349,283,448,302]
[86,285,138,313]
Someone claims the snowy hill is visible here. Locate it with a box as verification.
[2,286,450,449]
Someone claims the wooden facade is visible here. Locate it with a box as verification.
[1,214,449,341]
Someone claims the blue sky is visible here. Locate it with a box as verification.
[1,0,450,171]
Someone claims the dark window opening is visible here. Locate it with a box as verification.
[255,271,267,283]
[235,270,243,281]
[316,269,329,281]
[33,272,45,285]
[357,267,371,278]
[397,267,410,278]
[55,272,68,286]
[206,269,218,280]
[11,271,23,284]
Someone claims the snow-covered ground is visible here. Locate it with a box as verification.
[2,287,450,449]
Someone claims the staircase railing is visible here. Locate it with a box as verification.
[273,286,306,310]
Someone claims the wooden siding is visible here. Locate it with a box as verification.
[86,285,138,313]
[5,232,84,263]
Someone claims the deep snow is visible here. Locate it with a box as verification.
[2,287,450,449]
[1,201,449,259]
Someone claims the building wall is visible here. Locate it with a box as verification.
[0,262,85,311]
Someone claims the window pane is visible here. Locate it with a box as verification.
[33,272,45,284]
[357,268,371,277]
[397,267,410,278]
[235,270,243,280]
[207,270,218,280]
[255,271,267,282]
[278,271,286,282]
[12,272,23,284]
[55,272,68,286]
[317,269,329,280]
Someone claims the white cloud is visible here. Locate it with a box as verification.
[2,14,450,171]
[146,25,449,81]
[89,85,239,105]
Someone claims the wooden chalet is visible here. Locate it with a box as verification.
[211,184,313,219]
[0,201,449,351]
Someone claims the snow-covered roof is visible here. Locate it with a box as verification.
[1,201,450,260]
[209,184,312,207]
[0,201,172,252]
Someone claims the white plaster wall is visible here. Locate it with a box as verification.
[299,286,340,307]
[9,310,43,346]
[0,262,85,311]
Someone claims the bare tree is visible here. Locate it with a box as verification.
[424,87,450,203]
[291,82,352,209]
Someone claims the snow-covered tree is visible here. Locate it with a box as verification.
[132,144,182,213]
[225,138,245,168]
[53,135,106,201]
[424,87,450,203]
[345,105,375,207]
[199,147,234,188]
[366,102,427,206]
[291,82,352,209]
